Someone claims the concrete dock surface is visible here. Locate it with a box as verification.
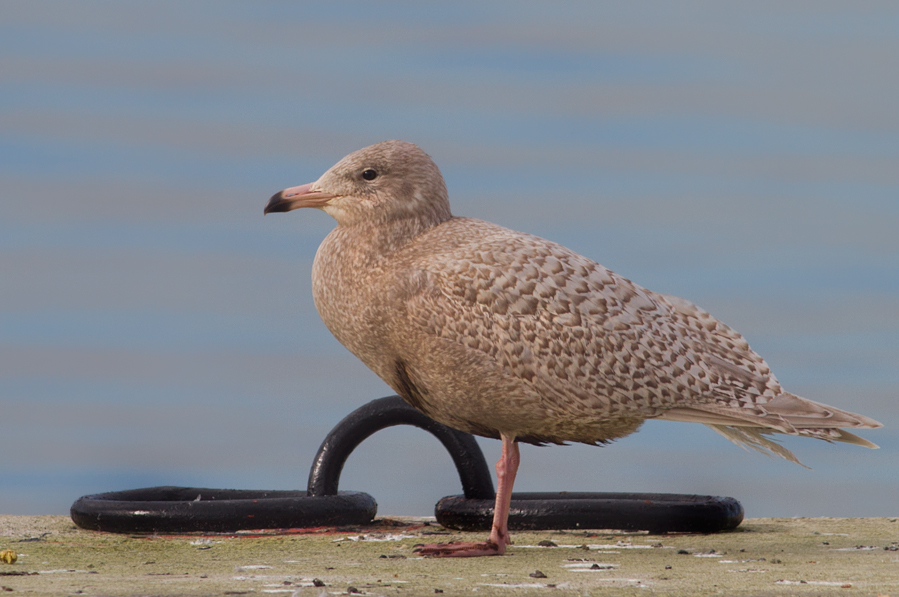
[1,515,897,596]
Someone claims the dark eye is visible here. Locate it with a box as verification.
[361,169,378,181]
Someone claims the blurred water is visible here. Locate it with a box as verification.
[1,1,897,518]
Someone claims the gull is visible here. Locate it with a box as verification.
[265,140,881,557]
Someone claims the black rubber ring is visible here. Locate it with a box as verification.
[70,487,377,533]
[436,492,744,534]
[69,395,493,533]
[69,395,744,535]
[307,395,495,499]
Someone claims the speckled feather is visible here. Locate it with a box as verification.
[282,140,880,463]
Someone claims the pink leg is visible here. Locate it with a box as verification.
[414,434,520,557]
[488,434,519,547]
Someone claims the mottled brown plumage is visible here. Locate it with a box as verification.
[265,140,881,556]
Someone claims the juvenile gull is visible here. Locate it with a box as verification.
[265,140,881,557]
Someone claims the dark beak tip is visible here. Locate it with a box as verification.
[264,192,288,215]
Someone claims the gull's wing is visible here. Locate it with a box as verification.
[396,218,880,458]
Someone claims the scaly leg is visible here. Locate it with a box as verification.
[414,434,520,557]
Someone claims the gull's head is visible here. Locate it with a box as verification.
[265,140,451,227]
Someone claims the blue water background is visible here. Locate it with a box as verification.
[1,1,897,517]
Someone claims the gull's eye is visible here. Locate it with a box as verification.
[361,168,378,181]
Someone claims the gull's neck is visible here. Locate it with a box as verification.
[329,212,451,265]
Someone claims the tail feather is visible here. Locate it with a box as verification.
[658,390,881,467]
[706,422,880,468]
[763,393,883,430]
[794,427,879,449]
[707,424,808,467]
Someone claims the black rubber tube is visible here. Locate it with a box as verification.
[70,395,744,535]
[69,395,493,533]
[70,487,376,534]
[436,492,744,534]
[307,395,495,499]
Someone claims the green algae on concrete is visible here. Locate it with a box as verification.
[1,515,898,596]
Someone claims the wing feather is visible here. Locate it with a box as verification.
[397,218,880,451]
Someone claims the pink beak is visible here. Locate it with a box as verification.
[264,183,336,214]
